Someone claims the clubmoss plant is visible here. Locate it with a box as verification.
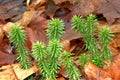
[47,39,63,80]
[32,41,50,79]
[31,18,64,80]
[46,18,64,80]
[32,18,81,80]
[32,41,63,80]
[78,54,90,67]
[72,14,99,57]
[99,27,113,60]
[72,14,113,67]
[9,25,31,69]
[46,18,64,40]
[60,51,81,80]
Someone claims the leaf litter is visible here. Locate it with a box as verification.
[0,0,120,80]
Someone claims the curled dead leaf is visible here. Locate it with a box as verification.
[27,0,47,10]
[2,22,15,36]
[17,10,35,27]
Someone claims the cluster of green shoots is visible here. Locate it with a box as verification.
[72,14,113,67]
[9,19,81,80]
[9,14,113,80]
[32,18,81,80]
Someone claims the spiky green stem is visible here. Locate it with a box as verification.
[47,39,63,80]
[99,27,113,60]
[9,25,31,69]
[60,51,81,80]
[72,14,106,67]
[46,18,64,40]
[72,14,99,57]
[79,54,90,67]
[32,41,50,80]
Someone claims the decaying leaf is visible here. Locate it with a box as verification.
[97,0,120,24]
[57,77,65,80]
[25,27,48,49]
[84,62,112,80]
[0,63,38,80]
[0,27,4,43]
[84,53,120,80]
[0,50,16,66]
[0,0,26,21]
[63,28,82,40]
[2,22,15,36]
[27,0,47,10]
[0,65,18,80]
[61,40,71,52]
[17,10,35,27]
[29,14,49,30]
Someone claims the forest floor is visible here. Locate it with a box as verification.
[0,0,120,80]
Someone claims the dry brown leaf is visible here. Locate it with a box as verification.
[57,77,65,80]
[2,22,15,36]
[29,14,49,30]
[61,40,70,52]
[0,0,25,21]
[84,53,120,80]
[45,0,58,18]
[27,0,47,10]
[63,28,81,40]
[0,27,4,43]
[39,0,120,25]
[17,10,35,27]
[59,65,67,78]
[84,62,112,80]
[25,27,48,49]
[97,0,120,24]
[0,64,38,80]
[0,50,16,66]
[0,65,18,80]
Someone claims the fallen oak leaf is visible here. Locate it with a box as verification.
[84,62,112,80]
[17,10,35,27]
[0,64,18,80]
[2,22,15,36]
[97,0,120,24]
[0,0,25,21]
[29,14,49,31]
[27,0,47,10]
[0,63,38,80]
[25,27,48,49]
[84,53,120,80]
[0,50,16,66]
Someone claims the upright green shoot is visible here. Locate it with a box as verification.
[60,51,81,80]
[47,18,64,40]
[47,40,63,80]
[9,25,31,69]
[32,41,50,79]
[79,54,90,67]
[72,14,99,57]
[99,27,113,60]
[46,18,64,80]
